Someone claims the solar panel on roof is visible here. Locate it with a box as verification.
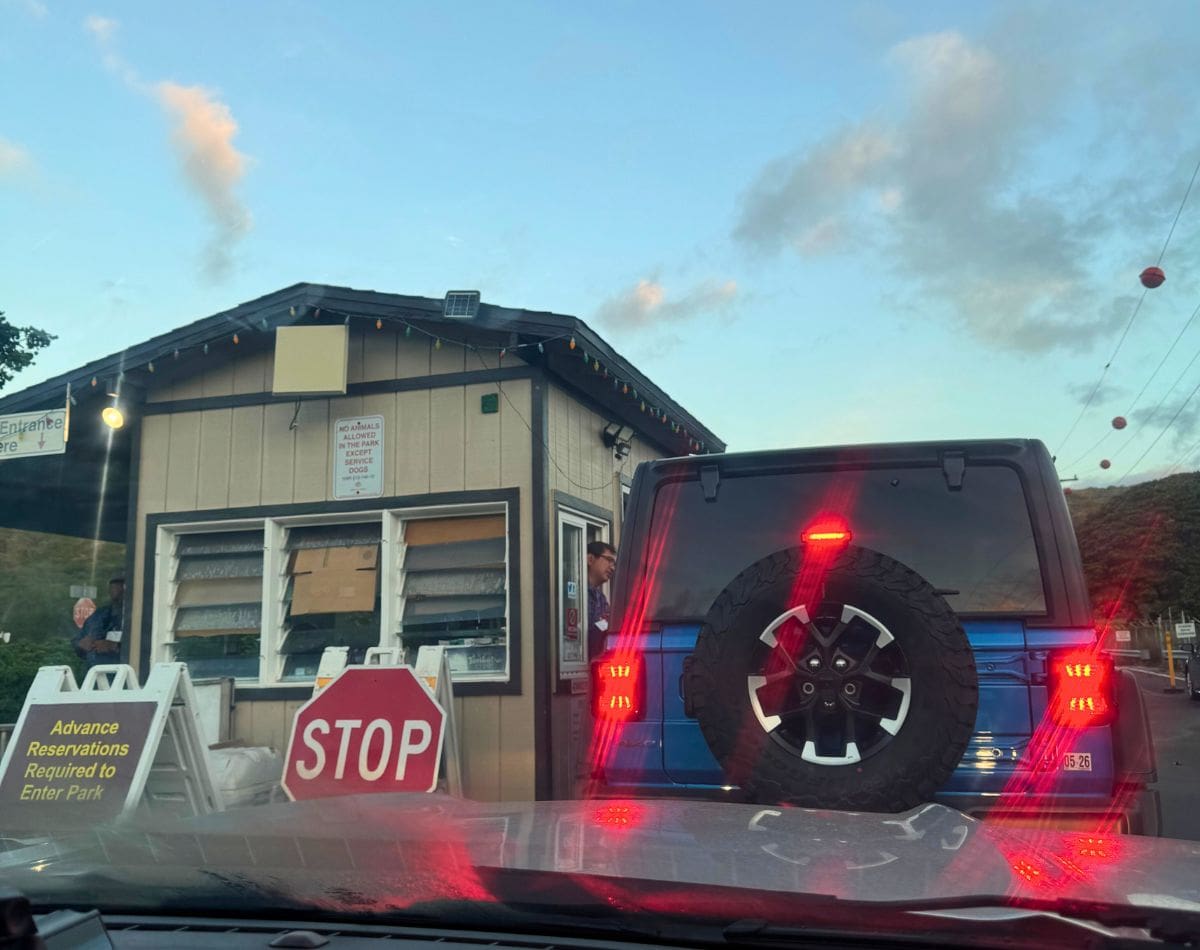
[443,290,480,318]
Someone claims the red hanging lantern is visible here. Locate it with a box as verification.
[1100,459,1111,470]
[1140,266,1165,289]
[1112,415,1127,430]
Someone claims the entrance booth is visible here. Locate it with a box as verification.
[0,284,722,800]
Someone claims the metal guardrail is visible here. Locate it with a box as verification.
[1105,648,1150,661]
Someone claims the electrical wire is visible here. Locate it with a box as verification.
[1109,338,1200,462]
[1056,148,1200,459]
[1056,287,1148,456]
[469,348,631,494]
[1066,297,1200,470]
[1117,369,1200,484]
[1156,152,1200,266]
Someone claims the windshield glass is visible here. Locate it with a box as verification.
[3,1,1200,946]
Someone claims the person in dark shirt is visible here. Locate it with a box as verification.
[586,541,617,658]
[74,577,125,668]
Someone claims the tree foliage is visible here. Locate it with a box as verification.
[0,310,56,392]
[1068,472,1200,623]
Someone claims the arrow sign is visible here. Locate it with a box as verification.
[0,409,67,460]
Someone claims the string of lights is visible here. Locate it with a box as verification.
[70,303,710,454]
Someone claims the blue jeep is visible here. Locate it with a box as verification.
[592,439,1161,834]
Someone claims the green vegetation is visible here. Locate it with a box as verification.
[0,527,125,721]
[0,309,55,393]
[1067,472,1200,624]
[0,638,81,721]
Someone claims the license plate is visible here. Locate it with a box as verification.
[1063,752,1093,771]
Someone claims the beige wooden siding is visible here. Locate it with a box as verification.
[133,336,536,801]
[147,325,522,403]
[543,384,667,668]
[546,383,663,533]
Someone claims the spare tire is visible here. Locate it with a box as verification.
[686,545,978,812]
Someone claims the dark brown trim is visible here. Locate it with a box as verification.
[530,370,552,800]
[142,365,537,416]
[120,396,142,669]
[138,488,522,697]
[543,372,678,458]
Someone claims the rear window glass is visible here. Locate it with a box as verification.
[641,464,1046,619]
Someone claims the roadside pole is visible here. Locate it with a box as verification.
[1165,631,1184,694]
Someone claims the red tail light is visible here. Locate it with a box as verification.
[1048,650,1114,727]
[802,515,852,547]
[592,652,645,722]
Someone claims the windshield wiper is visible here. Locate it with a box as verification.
[724,895,1200,947]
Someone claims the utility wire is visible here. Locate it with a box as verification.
[1118,370,1200,484]
[1110,339,1200,462]
[1057,148,1200,459]
[1066,297,1200,469]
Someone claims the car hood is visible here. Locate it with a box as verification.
[3,796,1200,922]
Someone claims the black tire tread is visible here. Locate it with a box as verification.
[687,546,978,812]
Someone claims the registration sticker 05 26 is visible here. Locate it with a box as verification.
[1063,752,1093,771]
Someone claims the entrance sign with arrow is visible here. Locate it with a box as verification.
[0,409,68,460]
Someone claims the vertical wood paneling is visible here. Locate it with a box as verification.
[292,400,330,502]
[428,387,465,490]
[164,414,202,511]
[499,381,530,489]
[202,359,236,397]
[234,701,297,753]
[460,696,501,800]
[362,327,399,382]
[464,383,500,490]
[137,416,172,514]
[168,371,205,401]
[231,703,253,750]
[228,406,265,508]
[233,349,269,394]
[346,325,366,384]
[261,402,297,504]
[360,393,397,497]
[395,390,431,495]
[397,336,431,378]
[132,415,172,662]
[136,342,575,803]
[430,338,467,375]
[197,409,233,509]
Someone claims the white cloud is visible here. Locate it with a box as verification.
[595,276,738,330]
[3,0,47,17]
[155,82,252,280]
[83,13,116,41]
[732,16,1198,354]
[0,137,32,177]
[84,15,252,281]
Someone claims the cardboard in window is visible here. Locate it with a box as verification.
[291,544,380,616]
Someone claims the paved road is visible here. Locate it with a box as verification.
[1127,668,1199,841]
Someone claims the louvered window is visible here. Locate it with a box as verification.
[168,529,264,679]
[398,513,508,681]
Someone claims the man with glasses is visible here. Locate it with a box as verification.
[586,542,617,658]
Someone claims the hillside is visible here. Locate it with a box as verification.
[1067,472,1200,622]
[0,527,125,644]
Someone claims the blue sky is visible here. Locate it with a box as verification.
[2,0,1199,484]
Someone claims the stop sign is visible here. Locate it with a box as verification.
[73,598,96,630]
[282,666,446,800]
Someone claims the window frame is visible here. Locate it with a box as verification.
[556,504,611,680]
[146,492,519,694]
